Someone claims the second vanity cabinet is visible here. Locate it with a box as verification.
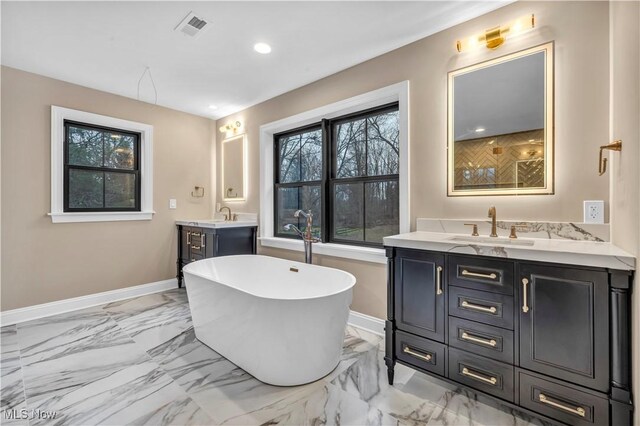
[385,248,633,426]
[177,224,257,287]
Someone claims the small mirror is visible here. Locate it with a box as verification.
[222,134,247,201]
[448,42,554,196]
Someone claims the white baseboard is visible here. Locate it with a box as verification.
[1,279,177,326]
[2,280,385,336]
[348,310,385,336]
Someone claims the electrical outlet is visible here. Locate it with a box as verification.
[169,198,177,209]
[583,200,604,224]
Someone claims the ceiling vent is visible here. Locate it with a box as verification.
[174,12,211,39]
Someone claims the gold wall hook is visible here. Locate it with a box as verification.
[598,140,622,176]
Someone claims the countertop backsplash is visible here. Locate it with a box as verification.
[416,218,610,242]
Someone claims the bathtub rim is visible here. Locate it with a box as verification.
[183,254,356,301]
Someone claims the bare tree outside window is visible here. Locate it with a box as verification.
[274,103,399,247]
[276,127,323,237]
[64,121,140,212]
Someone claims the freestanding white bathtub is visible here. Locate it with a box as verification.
[183,255,356,386]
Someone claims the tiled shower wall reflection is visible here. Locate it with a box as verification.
[454,129,544,190]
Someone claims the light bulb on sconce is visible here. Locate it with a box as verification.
[456,14,535,53]
[219,120,243,137]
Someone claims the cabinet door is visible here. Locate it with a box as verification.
[394,249,446,342]
[213,227,256,257]
[518,263,609,391]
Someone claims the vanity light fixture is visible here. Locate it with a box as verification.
[475,127,485,133]
[456,14,535,53]
[219,120,243,137]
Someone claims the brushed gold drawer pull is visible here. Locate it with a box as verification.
[202,234,206,248]
[461,269,497,280]
[461,300,497,314]
[436,266,443,295]
[461,367,497,385]
[403,345,432,362]
[461,332,497,347]
[187,231,191,245]
[522,278,530,313]
[539,394,586,417]
[191,245,201,250]
[191,232,201,237]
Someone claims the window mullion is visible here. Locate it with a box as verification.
[322,118,330,243]
[363,118,368,242]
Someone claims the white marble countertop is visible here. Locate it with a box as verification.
[384,231,636,271]
[176,219,258,229]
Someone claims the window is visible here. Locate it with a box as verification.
[274,103,399,247]
[50,106,153,223]
[64,121,141,212]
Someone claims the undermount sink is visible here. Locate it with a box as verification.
[448,235,535,247]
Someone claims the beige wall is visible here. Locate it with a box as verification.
[216,1,611,319]
[1,66,215,311]
[609,1,640,421]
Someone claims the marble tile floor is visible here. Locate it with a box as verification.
[0,289,549,426]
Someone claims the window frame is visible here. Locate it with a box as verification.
[50,106,154,223]
[259,81,410,264]
[273,102,400,248]
[63,120,142,213]
[329,103,400,248]
[273,122,326,240]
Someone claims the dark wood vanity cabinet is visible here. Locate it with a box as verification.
[385,248,634,426]
[176,224,257,287]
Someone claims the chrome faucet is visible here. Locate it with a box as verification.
[219,206,232,221]
[488,206,498,237]
[284,209,320,264]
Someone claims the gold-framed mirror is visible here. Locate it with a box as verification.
[447,42,554,196]
[222,134,247,201]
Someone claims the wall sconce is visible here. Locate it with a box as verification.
[219,120,243,137]
[598,140,622,176]
[456,14,535,53]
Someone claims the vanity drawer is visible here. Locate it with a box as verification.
[518,371,608,426]
[448,286,514,329]
[396,331,446,377]
[188,253,205,262]
[448,255,514,295]
[448,317,513,364]
[189,232,207,255]
[448,347,514,402]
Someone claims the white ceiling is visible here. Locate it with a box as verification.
[2,1,510,119]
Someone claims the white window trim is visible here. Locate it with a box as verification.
[49,106,154,223]
[259,81,410,264]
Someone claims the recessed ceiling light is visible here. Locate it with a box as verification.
[208,105,218,110]
[254,42,272,54]
[475,127,485,133]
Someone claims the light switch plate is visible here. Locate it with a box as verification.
[583,200,604,224]
[169,198,177,209]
